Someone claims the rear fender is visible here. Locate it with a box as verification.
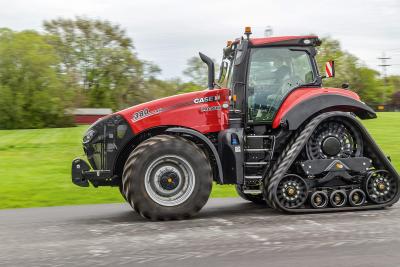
[277,94,376,130]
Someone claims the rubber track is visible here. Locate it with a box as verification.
[264,111,400,213]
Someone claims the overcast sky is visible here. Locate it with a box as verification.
[1,0,399,79]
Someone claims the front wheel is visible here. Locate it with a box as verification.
[122,135,213,220]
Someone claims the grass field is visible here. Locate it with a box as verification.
[0,113,399,209]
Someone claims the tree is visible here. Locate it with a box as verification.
[43,17,145,110]
[316,37,388,104]
[392,91,400,107]
[0,29,73,129]
[387,76,400,91]
[183,56,210,88]
[388,76,400,108]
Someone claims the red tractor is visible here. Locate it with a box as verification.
[72,27,399,220]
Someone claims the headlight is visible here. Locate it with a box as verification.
[117,124,128,139]
[83,129,96,144]
[81,114,134,171]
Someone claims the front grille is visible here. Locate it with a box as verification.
[83,115,134,172]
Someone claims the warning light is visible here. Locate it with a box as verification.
[244,26,252,39]
[244,26,252,34]
[232,95,237,102]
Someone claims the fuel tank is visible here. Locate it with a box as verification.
[117,88,230,134]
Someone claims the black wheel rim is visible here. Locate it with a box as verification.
[365,170,397,204]
[276,174,308,209]
[348,189,366,206]
[329,190,347,207]
[306,119,363,160]
[310,191,329,208]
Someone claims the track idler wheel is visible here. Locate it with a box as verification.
[348,189,366,206]
[275,174,308,209]
[365,170,397,204]
[330,190,347,207]
[310,191,329,209]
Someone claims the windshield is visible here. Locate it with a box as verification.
[247,47,315,123]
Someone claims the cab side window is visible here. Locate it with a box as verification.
[247,48,314,123]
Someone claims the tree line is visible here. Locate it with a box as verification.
[0,17,399,129]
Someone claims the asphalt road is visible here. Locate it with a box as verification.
[1,198,399,267]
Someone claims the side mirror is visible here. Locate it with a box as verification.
[325,60,335,78]
[217,61,228,85]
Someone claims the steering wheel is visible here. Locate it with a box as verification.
[278,75,304,96]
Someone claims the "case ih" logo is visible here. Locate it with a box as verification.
[193,95,220,104]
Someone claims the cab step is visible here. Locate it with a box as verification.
[244,175,263,179]
[244,148,271,152]
[245,162,268,165]
[243,189,262,194]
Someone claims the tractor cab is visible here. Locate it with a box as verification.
[217,28,323,125]
[204,29,341,191]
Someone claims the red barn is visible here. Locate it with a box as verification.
[72,108,112,124]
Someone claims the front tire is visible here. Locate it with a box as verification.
[119,183,140,213]
[122,135,212,220]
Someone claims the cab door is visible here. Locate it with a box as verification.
[246,47,317,124]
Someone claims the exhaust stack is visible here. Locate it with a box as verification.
[199,52,215,89]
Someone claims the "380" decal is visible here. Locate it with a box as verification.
[133,108,163,122]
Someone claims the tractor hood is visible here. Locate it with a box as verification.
[117,88,230,134]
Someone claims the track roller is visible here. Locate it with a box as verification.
[330,190,347,207]
[348,189,366,206]
[310,191,329,209]
[365,170,397,204]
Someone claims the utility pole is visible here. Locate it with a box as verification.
[378,52,391,104]
[264,26,273,37]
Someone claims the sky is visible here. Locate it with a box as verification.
[1,0,400,79]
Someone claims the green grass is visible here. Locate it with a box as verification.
[361,113,400,171]
[0,125,235,209]
[0,113,399,209]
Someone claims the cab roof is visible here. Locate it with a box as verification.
[249,35,320,47]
